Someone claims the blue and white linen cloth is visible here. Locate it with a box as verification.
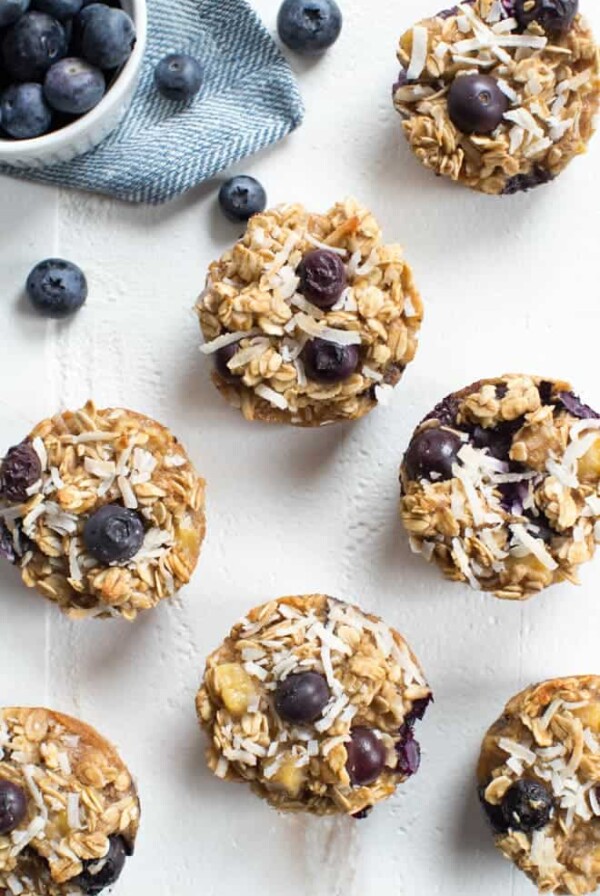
[0,0,304,203]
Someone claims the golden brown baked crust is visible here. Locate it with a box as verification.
[196,199,423,426]
[393,0,600,194]
[478,677,600,894]
[196,594,431,816]
[0,707,139,894]
[0,401,206,620]
[400,374,600,600]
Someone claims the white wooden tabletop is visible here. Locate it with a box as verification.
[0,1,599,893]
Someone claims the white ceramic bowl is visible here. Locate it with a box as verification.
[0,0,147,169]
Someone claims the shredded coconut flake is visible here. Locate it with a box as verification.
[254,384,288,411]
[200,329,261,355]
[510,523,558,570]
[406,26,428,81]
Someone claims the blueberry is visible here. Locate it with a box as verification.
[73,835,128,894]
[218,175,267,223]
[500,779,553,832]
[352,806,372,820]
[277,0,342,55]
[471,418,523,460]
[0,525,16,564]
[0,781,27,834]
[0,0,30,28]
[301,338,359,384]
[448,74,508,135]
[297,249,346,310]
[515,0,578,35]
[396,727,421,777]
[424,393,463,428]
[502,165,554,194]
[392,68,407,96]
[26,258,87,317]
[437,0,475,17]
[0,82,52,137]
[44,57,104,113]
[275,672,330,724]
[0,441,42,503]
[346,728,386,786]
[498,480,531,514]
[154,53,203,102]
[78,3,135,69]
[214,342,242,384]
[556,391,600,420]
[404,428,462,482]
[2,12,67,81]
[404,694,433,726]
[31,0,82,19]
[479,785,508,833]
[525,513,556,544]
[83,504,144,565]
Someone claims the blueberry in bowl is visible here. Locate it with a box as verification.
[0,0,146,168]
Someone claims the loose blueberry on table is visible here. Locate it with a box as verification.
[218,175,267,223]
[277,0,342,55]
[154,53,203,102]
[26,258,87,316]
[0,0,135,140]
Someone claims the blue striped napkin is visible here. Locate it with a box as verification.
[0,0,304,203]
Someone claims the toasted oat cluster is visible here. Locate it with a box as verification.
[393,0,600,194]
[478,677,600,894]
[0,707,139,895]
[400,375,600,600]
[196,594,432,816]
[196,199,423,426]
[0,402,206,620]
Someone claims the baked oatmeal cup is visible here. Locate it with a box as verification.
[400,375,600,599]
[196,593,432,816]
[196,198,423,426]
[479,677,600,894]
[393,0,600,194]
[0,706,139,895]
[0,401,206,620]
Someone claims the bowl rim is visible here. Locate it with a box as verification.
[0,0,148,158]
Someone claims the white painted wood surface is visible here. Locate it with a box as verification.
[0,1,599,893]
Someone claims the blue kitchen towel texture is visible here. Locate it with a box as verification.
[0,0,304,203]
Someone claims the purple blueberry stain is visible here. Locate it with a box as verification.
[556,391,600,420]
[502,166,554,195]
[396,727,421,777]
[0,441,41,503]
[0,525,16,564]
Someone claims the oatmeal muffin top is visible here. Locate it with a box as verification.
[196,594,432,816]
[479,677,600,894]
[400,375,600,600]
[393,0,600,194]
[0,401,206,621]
[196,198,423,426]
[0,706,139,895]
